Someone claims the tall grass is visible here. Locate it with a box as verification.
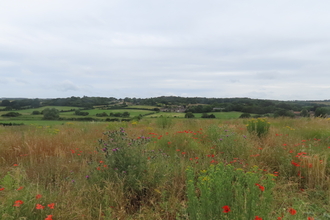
[0,118,329,219]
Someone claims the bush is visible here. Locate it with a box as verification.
[239,113,251,118]
[314,107,329,118]
[122,111,130,117]
[1,112,21,117]
[96,112,108,117]
[185,112,195,118]
[274,109,295,118]
[246,118,270,138]
[43,108,60,120]
[32,110,40,115]
[75,110,89,116]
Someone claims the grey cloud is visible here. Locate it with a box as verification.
[1,1,330,100]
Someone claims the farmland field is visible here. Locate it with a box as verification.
[1,117,330,219]
[0,106,246,125]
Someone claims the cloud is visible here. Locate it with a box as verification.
[1,1,330,100]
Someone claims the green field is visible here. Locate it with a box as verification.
[0,106,247,125]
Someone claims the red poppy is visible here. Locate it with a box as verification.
[0,188,4,191]
[36,203,45,209]
[13,200,24,207]
[291,161,300,167]
[17,186,23,191]
[288,208,297,215]
[36,194,42,199]
[222,205,230,213]
[47,203,55,209]
[45,215,53,220]
[255,216,263,220]
[255,183,265,191]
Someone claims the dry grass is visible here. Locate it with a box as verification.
[0,118,330,219]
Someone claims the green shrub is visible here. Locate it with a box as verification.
[42,108,59,120]
[185,112,195,118]
[31,110,40,115]
[1,112,21,117]
[239,113,251,118]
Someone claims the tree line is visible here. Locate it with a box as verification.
[1,96,330,117]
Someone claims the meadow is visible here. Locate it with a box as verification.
[1,117,330,219]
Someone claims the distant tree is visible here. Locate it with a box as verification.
[201,113,208,118]
[43,108,60,120]
[239,113,251,118]
[2,112,21,117]
[1,100,11,106]
[274,109,295,118]
[300,109,310,117]
[208,114,216,118]
[113,112,122,117]
[122,112,130,117]
[32,110,40,115]
[31,99,40,108]
[314,107,329,118]
[4,106,13,111]
[75,110,89,116]
[185,112,195,118]
[96,112,108,117]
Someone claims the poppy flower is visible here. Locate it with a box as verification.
[255,216,263,220]
[36,194,42,199]
[288,208,297,215]
[255,183,265,191]
[17,186,23,191]
[13,200,24,207]
[45,215,53,220]
[47,203,55,209]
[222,205,230,213]
[0,188,4,191]
[36,203,45,209]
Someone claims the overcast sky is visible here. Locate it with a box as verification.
[1,0,330,100]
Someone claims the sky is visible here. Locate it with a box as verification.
[1,0,330,100]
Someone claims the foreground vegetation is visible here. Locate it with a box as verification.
[1,117,330,219]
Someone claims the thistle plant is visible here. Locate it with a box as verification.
[94,128,151,192]
[246,118,270,138]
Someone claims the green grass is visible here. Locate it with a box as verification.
[63,109,155,117]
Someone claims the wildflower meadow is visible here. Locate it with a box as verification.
[1,117,330,219]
